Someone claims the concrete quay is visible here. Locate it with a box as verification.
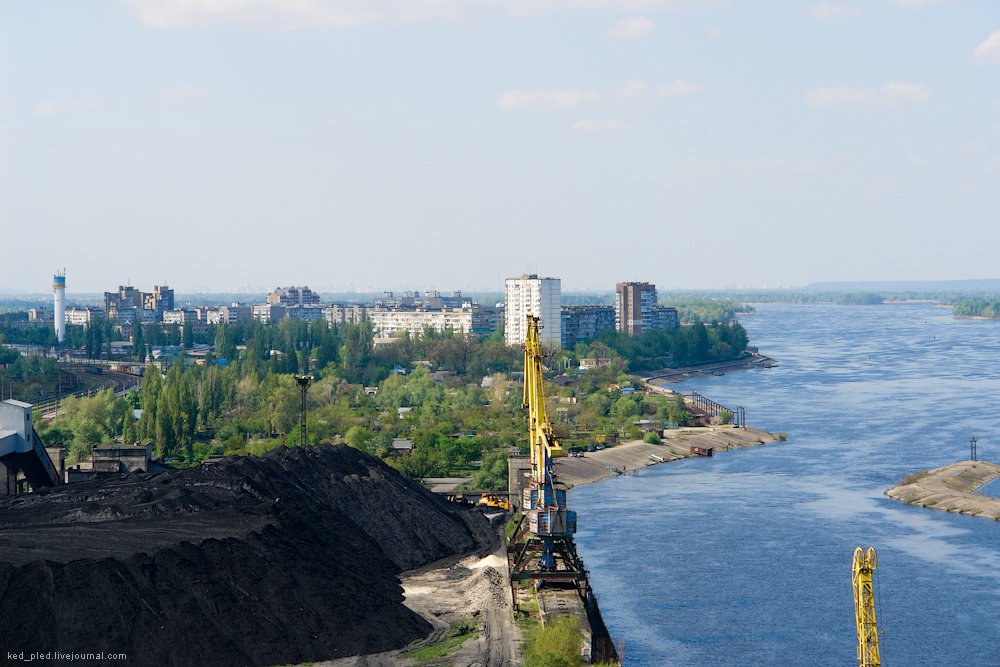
[885,460,1000,521]
[554,426,777,489]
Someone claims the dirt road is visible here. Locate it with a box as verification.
[314,546,520,667]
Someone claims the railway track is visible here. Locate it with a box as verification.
[32,365,141,418]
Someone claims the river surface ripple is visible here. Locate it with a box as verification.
[571,303,1000,666]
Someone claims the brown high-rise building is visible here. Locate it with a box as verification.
[615,282,657,335]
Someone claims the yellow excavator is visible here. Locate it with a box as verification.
[478,493,511,510]
[852,546,881,667]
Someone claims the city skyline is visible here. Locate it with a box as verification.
[3,2,1000,292]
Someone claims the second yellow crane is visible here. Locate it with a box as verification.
[852,546,881,667]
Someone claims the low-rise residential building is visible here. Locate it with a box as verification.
[324,304,367,325]
[252,303,286,324]
[65,307,102,326]
[579,357,612,370]
[367,306,498,339]
[561,305,615,349]
[28,307,54,322]
[162,308,198,325]
[285,305,325,322]
[390,438,414,456]
[649,306,680,331]
[218,304,252,324]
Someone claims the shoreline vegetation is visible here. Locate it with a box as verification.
[2,310,756,491]
[885,460,1000,521]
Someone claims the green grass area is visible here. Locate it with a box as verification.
[515,589,540,632]
[401,618,478,665]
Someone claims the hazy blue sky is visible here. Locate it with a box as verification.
[2,1,998,294]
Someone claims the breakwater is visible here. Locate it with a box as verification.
[885,460,1000,520]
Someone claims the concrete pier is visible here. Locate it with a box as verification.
[885,460,1000,521]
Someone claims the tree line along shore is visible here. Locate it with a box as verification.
[2,311,753,492]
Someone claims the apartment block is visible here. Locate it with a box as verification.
[561,305,615,349]
[368,306,498,339]
[267,286,320,307]
[504,274,561,347]
[323,304,368,326]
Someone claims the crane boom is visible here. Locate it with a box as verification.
[852,546,881,667]
[523,315,563,483]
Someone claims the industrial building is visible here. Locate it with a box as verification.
[0,399,61,495]
[64,443,160,483]
[504,274,561,347]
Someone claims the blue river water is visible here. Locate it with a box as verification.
[570,303,1000,666]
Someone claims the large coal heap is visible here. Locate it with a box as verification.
[0,445,497,666]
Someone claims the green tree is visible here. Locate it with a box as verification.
[122,411,138,444]
[138,366,161,440]
[95,323,105,359]
[133,324,145,361]
[215,323,237,361]
[610,395,640,421]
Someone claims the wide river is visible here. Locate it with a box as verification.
[571,303,1000,666]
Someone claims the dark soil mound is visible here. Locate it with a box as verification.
[0,445,497,666]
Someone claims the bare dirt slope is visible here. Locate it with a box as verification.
[0,445,497,667]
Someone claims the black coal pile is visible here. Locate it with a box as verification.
[0,445,497,666]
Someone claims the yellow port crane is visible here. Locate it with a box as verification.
[852,546,881,667]
[523,315,564,471]
[519,315,575,570]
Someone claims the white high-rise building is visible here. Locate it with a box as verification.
[504,274,561,347]
[53,270,66,343]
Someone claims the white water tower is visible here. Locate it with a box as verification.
[53,270,66,343]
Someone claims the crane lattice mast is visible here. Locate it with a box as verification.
[852,546,881,667]
[521,316,574,570]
